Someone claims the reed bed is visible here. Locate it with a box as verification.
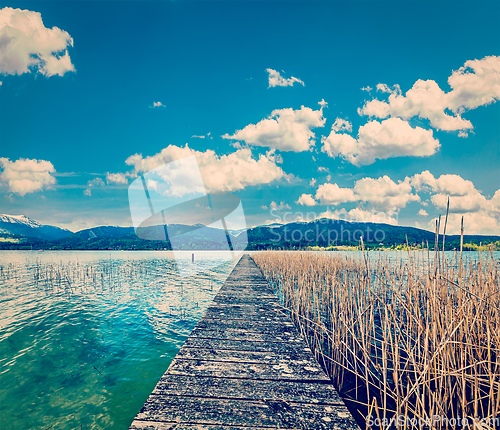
[253,250,500,429]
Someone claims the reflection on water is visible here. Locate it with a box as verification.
[0,251,236,430]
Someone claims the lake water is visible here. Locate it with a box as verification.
[0,251,237,430]
[1,250,497,429]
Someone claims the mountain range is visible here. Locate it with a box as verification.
[0,214,498,251]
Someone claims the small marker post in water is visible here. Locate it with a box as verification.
[192,253,194,263]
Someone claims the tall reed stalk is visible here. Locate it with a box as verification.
[253,250,500,429]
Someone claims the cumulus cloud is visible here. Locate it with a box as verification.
[411,171,500,234]
[331,118,352,133]
[0,157,56,196]
[353,176,419,210]
[298,175,419,211]
[318,99,328,108]
[150,101,165,108]
[270,201,291,211]
[309,178,316,187]
[297,169,499,233]
[418,209,428,216]
[222,104,326,152]
[266,68,305,88]
[315,183,357,206]
[319,208,398,225]
[106,172,129,185]
[125,144,287,194]
[377,83,401,95]
[421,210,500,236]
[88,177,104,187]
[361,86,372,92]
[359,56,500,132]
[410,170,493,214]
[84,177,105,196]
[321,117,440,166]
[410,170,476,196]
[0,7,75,77]
[296,193,317,206]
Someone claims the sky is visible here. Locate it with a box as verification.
[0,0,499,235]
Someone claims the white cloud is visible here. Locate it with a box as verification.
[296,194,317,206]
[125,144,287,194]
[361,86,372,92]
[410,170,476,196]
[319,208,398,225]
[266,68,305,88]
[309,178,316,187]
[318,99,328,108]
[353,175,419,210]
[150,101,165,108]
[297,169,500,234]
[321,117,440,166]
[298,175,419,212]
[87,177,104,187]
[376,83,401,95]
[331,118,352,133]
[0,157,56,196]
[270,201,291,211]
[315,183,357,206]
[424,212,499,236]
[84,177,104,197]
[447,56,500,112]
[222,104,326,152]
[192,132,212,139]
[418,209,428,216]
[318,166,328,172]
[411,171,500,234]
[358,56,500,132]
[106,172,129,185]
[0,7,75,77]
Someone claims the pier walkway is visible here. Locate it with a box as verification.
[129,254,359,429]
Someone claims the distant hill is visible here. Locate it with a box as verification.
[0,214,498,251]
[0,214,72,241]
[245,218,500,250]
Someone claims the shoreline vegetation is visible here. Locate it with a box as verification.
[253,248,500,430]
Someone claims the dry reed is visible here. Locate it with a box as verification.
[253,250,500,429]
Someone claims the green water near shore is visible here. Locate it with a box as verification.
[0,251,236,430]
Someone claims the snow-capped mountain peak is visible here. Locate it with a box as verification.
[0,214,41,228]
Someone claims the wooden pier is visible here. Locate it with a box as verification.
[129,254,360,429]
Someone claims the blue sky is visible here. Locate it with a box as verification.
[0,1,499,234]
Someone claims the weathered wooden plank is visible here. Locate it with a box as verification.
[204,302,286,314]
[182,337,313,354]
[135,396,358,429]
[202,310,291,323]
[151,374,345,404]
[188,327,305,343]
[167,358,328,382]
[175,346,316,364]
[196,318,295,331]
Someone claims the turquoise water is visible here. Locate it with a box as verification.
[0,251,237,430]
